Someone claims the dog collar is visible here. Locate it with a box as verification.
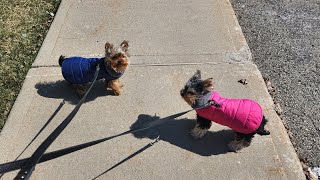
[104,61,124,80]
[192,91,212,109]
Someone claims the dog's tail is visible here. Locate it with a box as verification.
[58,55,66,66]
[256,116,270,136]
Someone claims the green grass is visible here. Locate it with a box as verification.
[0,0,61,130]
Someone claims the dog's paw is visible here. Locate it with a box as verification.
[113,90,121,96]
[258,129,270,135]
[228,140,242,152]
[190,126,207,139]
[77,92,85,98]
[228,140,250,152]
[73,85,87,98]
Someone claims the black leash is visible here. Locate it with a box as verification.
[0,101,217,175]
[14,101,66,161]
[13,65,100,180]
[0,108,193,174]
[0,101,65,179]
[92,136,160,180]
[1,63,219,179]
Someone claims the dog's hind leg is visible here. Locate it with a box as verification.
[256,116,270,136]
[73,84,89,98]
[228,132,255,152]
[191,115,212,139]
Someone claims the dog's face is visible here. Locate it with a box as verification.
[105,40,130,73]
[180,70,214,106]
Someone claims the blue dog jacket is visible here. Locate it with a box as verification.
[60,57,123,84]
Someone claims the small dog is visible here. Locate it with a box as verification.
[180,70,270,152]
[59,40,130,97]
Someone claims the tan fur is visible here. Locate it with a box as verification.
[180,70,269,153]
[202,78,214,92]
[107,79,123,96]
[191,125,208,139]
[73,84,88,97]
[183,94,197,106]
[70,40,129,97]
[228,139,250,152]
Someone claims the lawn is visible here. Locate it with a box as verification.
[0,0,61,130]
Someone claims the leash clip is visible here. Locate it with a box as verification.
[150,136,160,145]
[208,100,221,108]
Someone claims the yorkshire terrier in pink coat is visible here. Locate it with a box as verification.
[180,70,270,152]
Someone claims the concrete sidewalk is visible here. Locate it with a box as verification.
[0,0,305,179]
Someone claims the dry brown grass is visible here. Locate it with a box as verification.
[0,0,61,130]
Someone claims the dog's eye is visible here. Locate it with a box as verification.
[180,88,189,96]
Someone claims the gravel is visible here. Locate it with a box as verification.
[230,0,320,168]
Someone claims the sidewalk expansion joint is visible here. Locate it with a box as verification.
[31,61,251,69]
[129,61,250,67]
[131,53,222,57]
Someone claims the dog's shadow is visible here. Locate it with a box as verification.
[35,80,115,104]
[130,114,235,156]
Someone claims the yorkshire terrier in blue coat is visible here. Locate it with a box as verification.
[59,40,130,97]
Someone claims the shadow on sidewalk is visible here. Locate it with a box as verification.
[35,80,115,104]
[130,114,234,156]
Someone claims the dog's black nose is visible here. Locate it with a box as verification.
[117,61,122,65]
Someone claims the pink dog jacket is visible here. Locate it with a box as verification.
[196,91,263,134]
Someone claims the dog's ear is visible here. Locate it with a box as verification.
[105,42,114,54]
[202,78,214,92]
[188,70,201,84]
[120,40,129,52]
[193,70,201,80]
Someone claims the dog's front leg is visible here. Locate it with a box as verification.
[191,114,212,139]
[72,84,89,98]
[107,79,123,96]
